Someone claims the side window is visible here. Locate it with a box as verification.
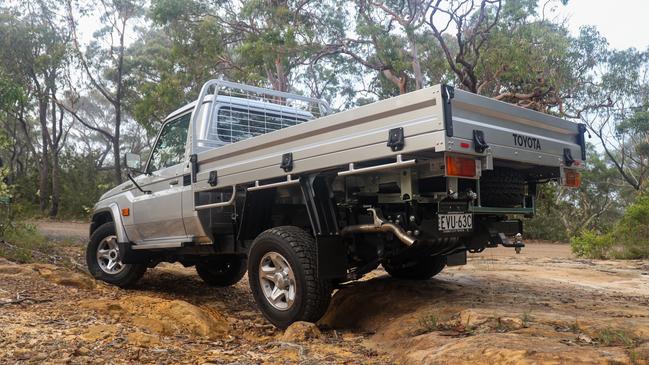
[147,114,190,173]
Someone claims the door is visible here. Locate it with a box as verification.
[131,113,191,243]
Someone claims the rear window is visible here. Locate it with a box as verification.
[209,106,309,143]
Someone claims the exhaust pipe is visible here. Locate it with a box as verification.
[341,208,416,246]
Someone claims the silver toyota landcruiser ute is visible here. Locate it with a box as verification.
[88,81,585,328]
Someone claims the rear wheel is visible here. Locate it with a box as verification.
[86,222,146,288]
[196,255,247,287]
[248,226,332,329]
[383,255,446,280]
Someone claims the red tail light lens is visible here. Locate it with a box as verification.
[445,155,477,178]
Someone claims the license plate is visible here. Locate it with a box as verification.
[438,213,473,232]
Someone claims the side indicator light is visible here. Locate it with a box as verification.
[121,208,130,217]
[445,155,477,178]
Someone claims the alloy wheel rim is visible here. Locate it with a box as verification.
[96,235,126,275]
[258,251,296,311]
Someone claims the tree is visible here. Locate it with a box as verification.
[0,3,71,216]
[572,45,649,190]
[65,0,144,184]
[527,145,632,240]
[426,0,502,93]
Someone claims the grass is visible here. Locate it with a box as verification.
[520,312,532,328]
[569,320,581,334]
[495,318,508,333]
[0,221,52,263]
[595,327,636,347]
[417,313,439,334]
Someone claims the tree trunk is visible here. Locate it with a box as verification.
[38,96,50,212]
[49,152,59,217]
[113,106,122,185]
[409,33,423,90]
[49,99,62,218]
[382,70,408,94]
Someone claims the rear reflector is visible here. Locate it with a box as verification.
[445,155,478,178]
[562,169,581,188]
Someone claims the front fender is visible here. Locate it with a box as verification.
[93,202,130,243]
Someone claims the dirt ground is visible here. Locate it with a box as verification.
[1,222,648,364]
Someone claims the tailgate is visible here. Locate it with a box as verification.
[442,86,586,167]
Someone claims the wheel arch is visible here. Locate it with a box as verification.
[90,203,129,243]
[237,174,339,242]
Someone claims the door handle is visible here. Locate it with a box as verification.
[169,179,179,186]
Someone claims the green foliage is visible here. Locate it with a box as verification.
[570,230,612,259]
[571,193,649,259]
[417,313,440,334]
[526,144,630,242]
[0,222,48,263]
[595,327,636,347]
[57,149,114,219]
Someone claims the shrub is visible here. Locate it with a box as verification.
[571,194,649,259]
[570,230,612,259]
[0,221,49,263]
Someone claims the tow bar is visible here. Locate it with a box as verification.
[489,231,525,254]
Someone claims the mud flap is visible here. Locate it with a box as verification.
[316,236,347,280]
[446,251,467,266]
[117,242,151,264]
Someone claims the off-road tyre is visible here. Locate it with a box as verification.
[86,222,146,288]
[196,255,247,287]
[383,255,446,280]
[248,226,332,329]
[480,168,526,207]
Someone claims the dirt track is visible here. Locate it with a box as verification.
[1,222,648,364]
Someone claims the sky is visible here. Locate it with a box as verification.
[553,0,649,50]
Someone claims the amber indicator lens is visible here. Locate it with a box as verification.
[445,155,477,178]
[563,169,581,188]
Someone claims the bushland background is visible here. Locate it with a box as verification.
[1,0,648,259]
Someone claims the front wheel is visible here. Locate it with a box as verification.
[86,222,146,288]
[248,226,332,329]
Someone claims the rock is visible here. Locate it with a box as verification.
[498,317,525,331]
[458,309,493,329]
[126,332,161,347]
[634,342,649,365]
[31,264,96,289]
[13,349,33,360]
[81,295,229,339]
[281,321,322,342]
[132,317,170,335]
[75,346,90,356]
[0,264,32,275]
[33,352,48,361]
[576,333,593,344]
[80,324,119,342]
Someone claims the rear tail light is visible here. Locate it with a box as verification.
[562,168,581,188]
[445,155,478,178]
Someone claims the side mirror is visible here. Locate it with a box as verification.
[125,152,142,173]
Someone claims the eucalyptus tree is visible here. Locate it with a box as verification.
[0,2,72,215]
[65,0,145,184]
[149,0,347,92]
[573,46,649,190]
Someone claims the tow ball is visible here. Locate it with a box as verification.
[490,231,525,254]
